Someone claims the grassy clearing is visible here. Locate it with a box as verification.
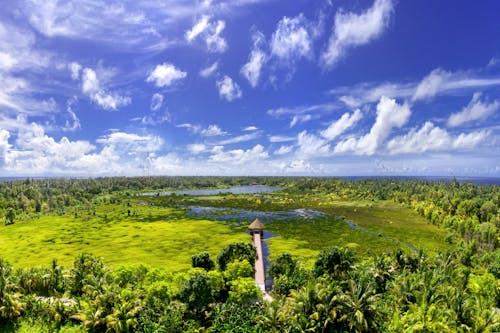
[0,204,249,271]
[317,200,451,255]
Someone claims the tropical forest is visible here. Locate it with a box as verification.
[0,176,498,332]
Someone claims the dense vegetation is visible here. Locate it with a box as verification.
[0,176,499,332]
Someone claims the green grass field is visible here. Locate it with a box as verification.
[0,204,249,271]
[0,194,451,271]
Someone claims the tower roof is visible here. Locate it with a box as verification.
[248,218,265,230]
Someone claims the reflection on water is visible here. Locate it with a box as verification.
[185,206,325,222]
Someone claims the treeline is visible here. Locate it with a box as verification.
[0,176,287,217]
[1,245,498,332]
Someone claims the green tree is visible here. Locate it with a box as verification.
[4,207,15,225]
[217,242,257,271]
[314,247,354,278]
[269,253,297,278]
[178,272,213,316]
[191,251,215,271]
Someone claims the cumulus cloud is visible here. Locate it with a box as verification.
[241,31,267,87]
[334,96,410,155]
[210,144,268,163]
[321,109,363,140]
[81,68,131,110]
[447,93,499,127]
[199,62,219,78]
[178,123,227,136]
[270,14,313,61]
[322,0,394,68]
[201,124,226,137]
[96,131,163,154]
[187,143,207,154]
[274,145,293,155]
[297,131,330,157]
[146,63,187,88]
[70,62,82,80]
[387,122,489,154]
[150,93,163,111]
[185,15,227,53]
[216,75,242,101]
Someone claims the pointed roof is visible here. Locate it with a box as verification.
[248,218,265,230]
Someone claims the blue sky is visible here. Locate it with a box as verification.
[1,0,500,177]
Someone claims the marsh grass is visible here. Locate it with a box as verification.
[0,204,249,271]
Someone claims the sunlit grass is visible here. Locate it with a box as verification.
[0,204,249,271]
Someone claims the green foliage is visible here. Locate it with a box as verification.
[210,302,262,332]
[4,207,15,225]
[0,258,23,325]
[228,277,261,304]
[217,242,257,271]
[223,259,254,281]
[191,252,215,271]
[70,253,107,297]
[269,253,297,277]
[178,272,213,315]
[314,246,354,278]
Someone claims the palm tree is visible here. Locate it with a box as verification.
[336,278,381,333]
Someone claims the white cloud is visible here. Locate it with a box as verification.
[412,68,500,101]
[267,102,338,117]
[297,131,330,157]
[334,96,410,155]
[290,114,313,128]
[185,15,227,53]
[70,62,82,80]
[201,124,226,137]
[387,122,489,154]
[447,93,499,127]
[216,75,242,101]
[321,109,363,140]
[81,68,131,110]
[412,68,450,101]
[199,62,219,78]
[63,98,81,132]
[187,143,207,154]
[274,145,293,155]
[96,132,163,152]
[330,82,415,107]
[218,131,260,145]
[269,135,295,143]
[185,15,211,42]
[82,68,100,94]
[150,93,164,111]
[206,20,227,53]
[270,14,313,61]
[178,123,227,136]
[146,63,187,88]
[210,144,268,163]
[243,126,258,131]
[241,31,267,87]
[322,0,394,68]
